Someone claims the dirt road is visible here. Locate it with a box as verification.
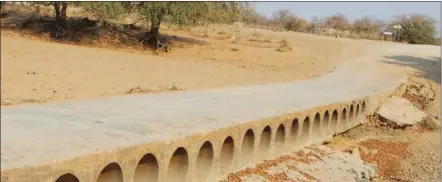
[2,26,438,107]
[1,25,440,182]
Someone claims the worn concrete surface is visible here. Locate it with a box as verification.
[1,59,405,171]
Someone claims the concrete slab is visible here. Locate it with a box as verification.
[1,61,405,172]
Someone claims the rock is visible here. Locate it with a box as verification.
[365,163,378,178]
[420,116,440,130]
[369,148,378,155]
[359,146,369,155]
[242,174,268,182]
[352,147,361,158]
[376,97,427,127]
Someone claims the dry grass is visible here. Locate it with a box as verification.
[276,39,293,52]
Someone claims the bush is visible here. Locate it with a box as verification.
[391,14,437,45]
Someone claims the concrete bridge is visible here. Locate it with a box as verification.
[1,61,405,182]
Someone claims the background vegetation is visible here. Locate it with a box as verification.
[1,1,440,49]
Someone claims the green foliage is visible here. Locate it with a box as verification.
[391,14,437,44]
[240,6,261,26]
[80,2,132,22]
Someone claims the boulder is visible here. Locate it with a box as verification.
[377,97,427,127]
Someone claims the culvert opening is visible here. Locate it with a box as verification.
[331,110,338,135]
[323,111,330,136]
[275,124,286,151]
[219,136,234,174]
[361,101,366,117]
[167,147,189,182]
[240,129,255,167]
[339,108,348,132]
[299,117,310,145]
[290,118,299,144]
[312,113,321,142]
[55,173,79,182]
[196,141,214,182]
[134,153,159,182]
[356,104,361,123]
[349,105,355,124]
[258,126,271,160]
[97,162,123,182]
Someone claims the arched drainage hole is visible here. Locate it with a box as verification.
[55,173,79,182]
[196,141,214,182]
[167,147,189,182]
[219,136,234,175]
[356,104,361,124]
[134,153,159,182]
[349,105,355,125]
[290,118,299,144]
[97,163,123,182]
[361,101,367,119]
[323,111,330,136]
[331,110,338,136]
[258,126,271,160]
[312,113,321,142]
[340,108,348,132]
[240,129,255,167]
[275,124,286,151]
[299,116,310,145]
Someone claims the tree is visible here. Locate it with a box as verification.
[391,14,437,44]
[30,2,69,37]
[80,2,133,24]
[240,7,261,26]
[307,16,321,34]
[136,2,247,50]
[352,16,382,34]
[272,9,292,31]
[285,16,308,32]
[324,13,350,30]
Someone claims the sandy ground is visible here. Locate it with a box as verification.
[1,24,413,106]
[1,23,441,181]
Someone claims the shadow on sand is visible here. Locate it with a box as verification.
[380,55,441,84]
[1,9,206,48]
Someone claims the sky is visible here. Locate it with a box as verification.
[254,2,441,34]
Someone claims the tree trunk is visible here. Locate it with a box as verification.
[148,18,161,47]
[53,1,67,29]
[139,15,168,51]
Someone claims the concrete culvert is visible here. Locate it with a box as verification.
[258,126,271,161]
[167,147,189,182]
[312,113,321,142]
[219,136,234,175]
[349,105,354,125]
[196,141,214,182]
[340,108,348,132]
[323,111,330,136]
[134,153,159,182]
[356,104,361,124]
[331,110,338,135]
[55,173,79,182]
[299,117,311,145]
[97,163,123,182]
[290,119,299,144]
[275,124,286,153]
[361,101,366,117]
[240,129,255,167]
